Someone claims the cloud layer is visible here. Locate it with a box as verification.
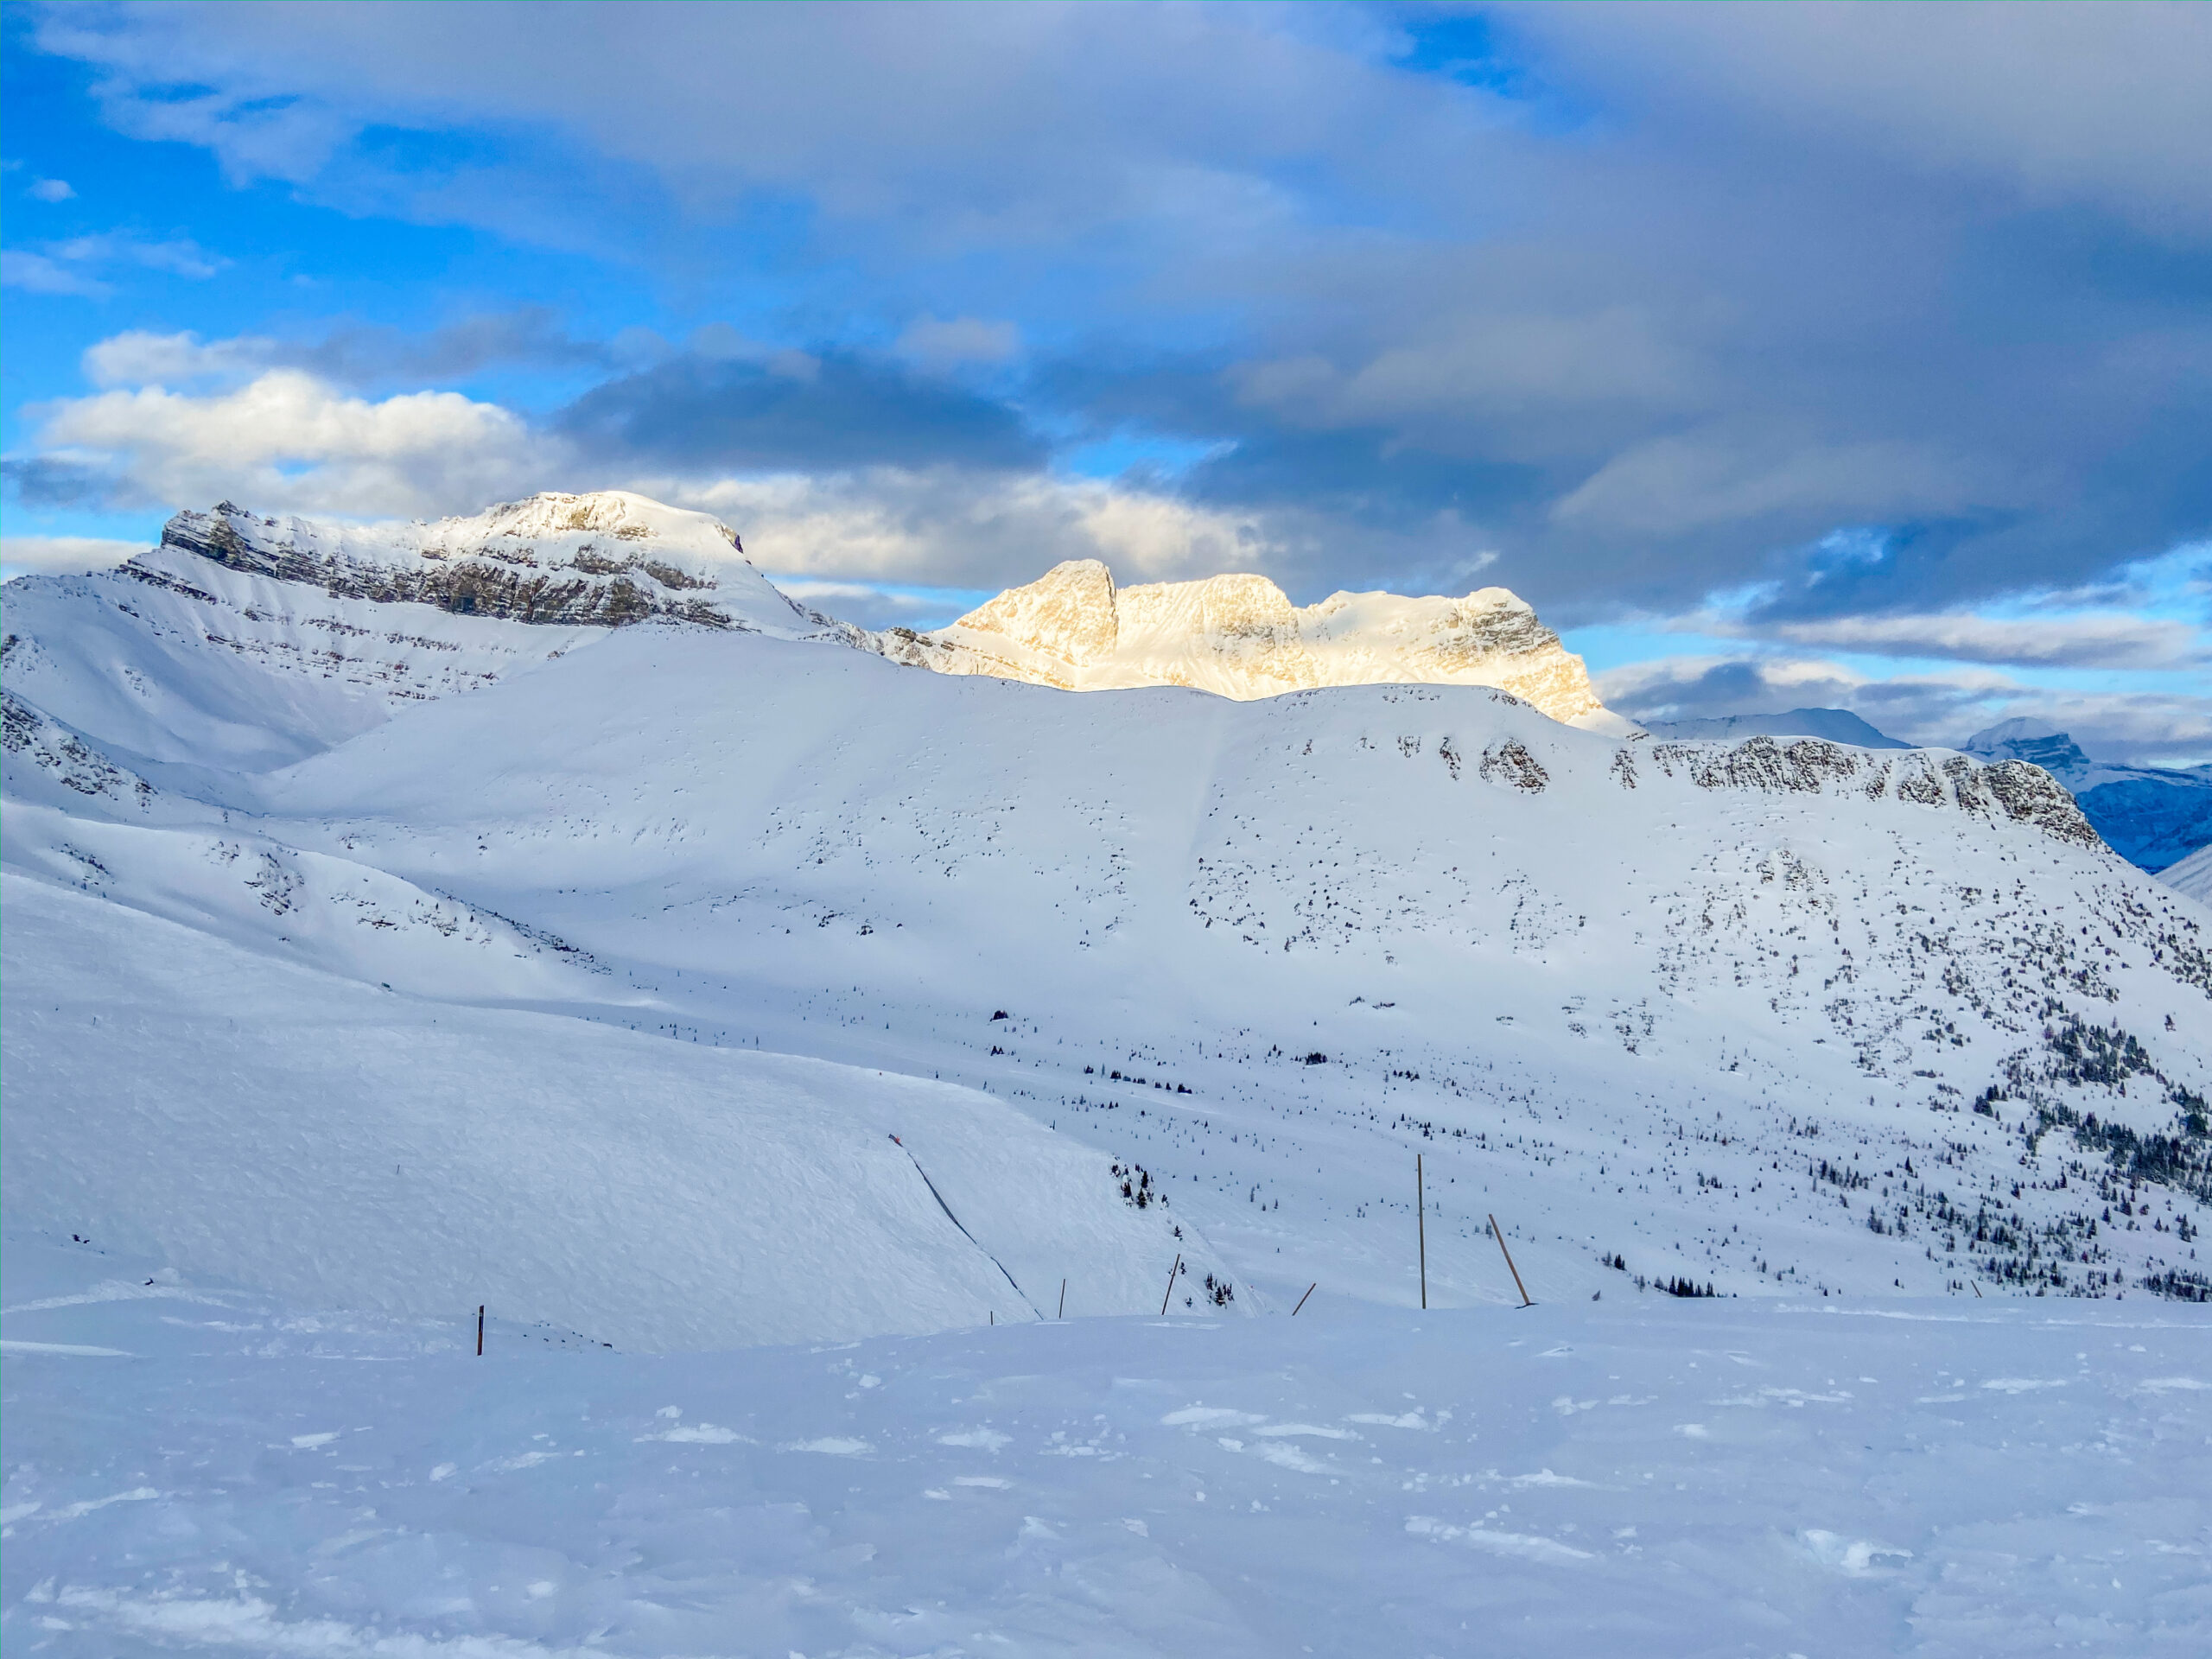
[7,3,2207,759]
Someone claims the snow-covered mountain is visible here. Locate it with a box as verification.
[159,491,853,634]
[2164,842,2212,907]
[1965,718,2212,872]
[868,557,1632,731]
[1643,707,1910,749]
[6,493,2211,1360]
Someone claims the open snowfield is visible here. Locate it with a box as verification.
[6,1231,2209,1657]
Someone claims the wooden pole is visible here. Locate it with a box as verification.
[1417,1154,1427,1310]
[1292,1282,1317,1317]
[1488,1214,1533,1307]
[1160,1253,1182,1317]
[1058,1278,1067,1319]
[476,1305,485,1357]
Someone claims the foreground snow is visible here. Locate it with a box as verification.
[1,873,1227,1349]
[5,1232,2208,1656]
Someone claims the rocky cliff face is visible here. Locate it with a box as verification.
[1965,719,2212,873]
[869,559,1629,730]
[149,493,850,638]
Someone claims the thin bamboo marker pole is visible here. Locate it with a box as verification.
[1160,1253,1182,1317]
[1292,1282,1317,1317]
[1488,1214,1533,1307]
[1058,1279,1067,1319]
[476,1305,485,1357]
[1416,1154,1427,1310]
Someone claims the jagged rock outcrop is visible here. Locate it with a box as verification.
[146,493,851,638]
[867,558,1629,730]
[1963,720,2212,874]
[1634,734,2101,848]
[1,681,156,810]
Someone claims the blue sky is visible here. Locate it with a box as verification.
[3,3,2206,761]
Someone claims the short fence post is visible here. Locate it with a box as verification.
[1489,1214,1534,1307]
[476,1305,485,1357]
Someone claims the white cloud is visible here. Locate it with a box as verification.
[662,467,1275,588]
[46,233,226,280]
[1764,611,2205,671]
[0,235,226,300]
[29,177,76,202]
[1,250,110,298]
[895,315,1021,370]
[82,329,278,389]
[23,369,563,518]
[0,536,144,578]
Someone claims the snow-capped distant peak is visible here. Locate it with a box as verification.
[1961,720,2092,779]
[867,559,1631,731]
[2161,842,2212,907]
[1642,708,1910,749]
[142,493,841,638]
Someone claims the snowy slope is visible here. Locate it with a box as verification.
[1,491,856,798]
[6,494,2211,1357]
[868,556,1630,730]
[224,626,2212,1311]
[2163,842,2212,907]
[1,873,1230,1350]
[6,1231,2209,1658]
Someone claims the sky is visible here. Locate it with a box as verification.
[2,2,2207,763]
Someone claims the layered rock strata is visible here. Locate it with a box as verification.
[868,558,1626,730]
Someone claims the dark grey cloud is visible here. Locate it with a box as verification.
[2,454,117,510]
[556,351,1046,476]
[22,2,2212,628]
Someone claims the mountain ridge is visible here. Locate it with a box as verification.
[866,556,1631,731]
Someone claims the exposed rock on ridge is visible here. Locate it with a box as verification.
[868,558,1628,730]
[147,493,851,638]
[1626,734,2101,848]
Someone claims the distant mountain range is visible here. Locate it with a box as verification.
[1641,708,1910,749]
[1960,719,2212,875]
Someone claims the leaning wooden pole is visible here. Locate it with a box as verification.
[1292,1282,1317,1316]
[1160,1253,1182,1317]
[1416,1154,1427,1310]
[1489,1214,1533,1307]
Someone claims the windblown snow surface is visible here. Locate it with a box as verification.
[7,1233,2209,1656]
[5,497,2210,1654]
